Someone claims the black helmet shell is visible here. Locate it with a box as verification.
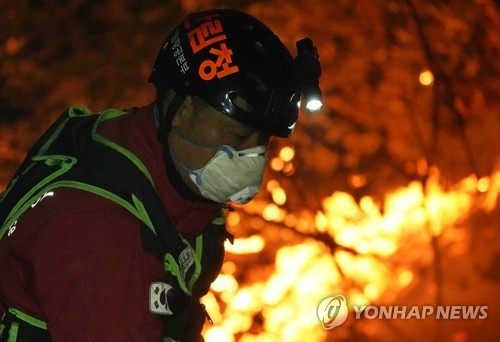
[149,9,299,137]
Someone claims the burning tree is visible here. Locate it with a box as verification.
[1,0,499,341]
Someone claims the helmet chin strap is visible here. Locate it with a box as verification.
[155,92,186,144]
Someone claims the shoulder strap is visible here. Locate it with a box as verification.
[0,106,202,296]
[0,105,95,238]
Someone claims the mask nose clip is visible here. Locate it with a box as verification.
[190,145,267,204]
[220,146,235,159]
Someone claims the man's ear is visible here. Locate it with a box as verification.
[170,95,193,129]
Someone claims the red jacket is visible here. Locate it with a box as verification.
[0,103,221,341]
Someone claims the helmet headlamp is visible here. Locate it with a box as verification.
[150,10,324,138]
[294,38,323,113]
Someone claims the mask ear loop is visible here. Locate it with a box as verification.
[156,92,186,144]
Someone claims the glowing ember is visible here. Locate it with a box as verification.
[419,69,434,86]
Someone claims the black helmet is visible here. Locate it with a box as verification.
[149,9,300,138]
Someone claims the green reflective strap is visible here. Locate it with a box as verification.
[7,322,18,342]
[0,156,76,240]
[211,212,226,225]
[91,110,155,185]
[162,235,204,297]
[163,253,191,296]
[67,105,93,118]
[0,106,162,242]
[7,308,47,330]
[9,155,75,218]
[55,181,157,236]
[0,323,5,337]
[163,254,179,276]
[186,234,203,292]
[163,336,180,342]
[131,195,155,235]
[38,105,92,157]
[1,180,158,241]
[97,108,127,121]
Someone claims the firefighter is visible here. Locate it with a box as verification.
[0,9,320,341]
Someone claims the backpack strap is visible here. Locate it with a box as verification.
[0,106,205,297]
[0,308,50,342]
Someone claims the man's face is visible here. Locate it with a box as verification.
[168,96,270,195]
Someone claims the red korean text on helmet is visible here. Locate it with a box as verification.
[149,9,300,138]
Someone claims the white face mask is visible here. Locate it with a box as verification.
[169,129,267,204]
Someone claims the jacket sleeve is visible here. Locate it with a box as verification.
[11,189,165,341]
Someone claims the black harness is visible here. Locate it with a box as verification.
[0,106,228,341]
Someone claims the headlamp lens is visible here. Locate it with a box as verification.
[295,38,323,113]
[306,99,323,112]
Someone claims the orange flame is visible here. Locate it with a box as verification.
[203,159,500,341]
